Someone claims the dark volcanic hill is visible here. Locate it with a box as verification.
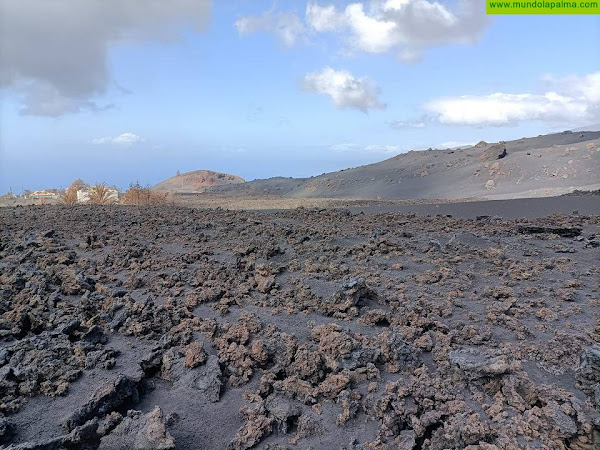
[209,131,600,200]
[153,170,245,194]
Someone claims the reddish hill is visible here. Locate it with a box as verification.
[152,170,245,193]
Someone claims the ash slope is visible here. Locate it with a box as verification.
[153,170,245,194]
[0,206,599,449]
[209,131,600,200]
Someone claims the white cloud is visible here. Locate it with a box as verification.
[302,67,385,112]
[336,3,397,54]
[92,133,144,146]
[235,10,305,47]
[391,119,426,129]
[13,80,113,116]
[425,71,600,127]
[542,72,600,104]
[237,1,488,62]
[91,137,111,145]
[305,0,488,61]
[439,141,476,149]
[0,0,211,116]
[330,143,360,151]
[364,144,402,153]
[305,2,346,32]
[113,133,144,145]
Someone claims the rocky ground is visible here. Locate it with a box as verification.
[0,205,599,450]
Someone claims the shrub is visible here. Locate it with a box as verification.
[121,182,167,206]
[70,178,87,191]
[60,179,88,205]
[60,187,78,205]
[89,183,115,205]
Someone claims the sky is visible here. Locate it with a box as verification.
[0,0,599,192]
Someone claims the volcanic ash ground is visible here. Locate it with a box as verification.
[0,205,599,449]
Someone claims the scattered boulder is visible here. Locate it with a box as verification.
[576,346,600,409]
[82,325,109,345]
[255,275,276,293]
[265,395,302,433]
[319,373,350,399]
[449,347,516,379]
[0,417,14,444]
[479,143,507,161]
[393,429,417,450]
[184,341,207,369]
[517,225,582,238]
[326,278,377,316]
[63,375,141,431]
[98,406,175,450]
[290,414,322,444]
[5,420,99,450]
[173,355,222,402]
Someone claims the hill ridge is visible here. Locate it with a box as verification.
[207,131,600,200]
[153,169,245,194]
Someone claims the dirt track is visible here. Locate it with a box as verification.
[0,205,599,449]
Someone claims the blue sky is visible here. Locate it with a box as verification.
[1,0,599,192]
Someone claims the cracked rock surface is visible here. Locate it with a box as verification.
[0,205,598,449]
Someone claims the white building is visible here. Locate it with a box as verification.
[76,190,89,203]
[30,190,59,200]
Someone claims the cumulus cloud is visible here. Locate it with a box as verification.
[0,0,211,116]
[306,0,487,60]
[14,80,114,116]
[92,133,144,146]
[305,2,347,32]
[313,0,488,60]
[235,10,305,47]
[425,71,600,127]
[237,1,488,61]
[302,67,385,112]
[542,72,600,104]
